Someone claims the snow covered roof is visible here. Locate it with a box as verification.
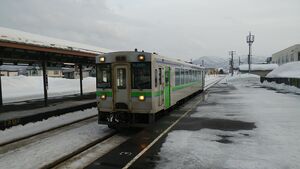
[267,61,300,78]
[0,26,112,54]
[239,64,278,71]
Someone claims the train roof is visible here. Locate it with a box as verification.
[101,51,204,69]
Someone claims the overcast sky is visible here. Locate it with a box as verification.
[0,0,300,60]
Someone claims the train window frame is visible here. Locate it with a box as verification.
[131,62,152,89]
[96,63,112,89]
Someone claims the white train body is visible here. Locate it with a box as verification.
[96,51,205,127]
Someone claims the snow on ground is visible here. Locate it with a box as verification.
[0,26,111,54]
[0,108,97,145]
[0,119,112,169]
[205,74,224,84]
[155,74,300,169]
[262,81,300,95]
[2,76,96,103]
[267,61,300,78]
[239,64,278,71]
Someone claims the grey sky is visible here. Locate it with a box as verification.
[0,0,299,60]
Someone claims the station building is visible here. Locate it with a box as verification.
[272,44,300,65]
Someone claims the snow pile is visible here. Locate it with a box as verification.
[0,108,97,145]
[2,76,96,103]
[239,64,278,71]
[0,26,112,54]
[266,61,300,78]
[223,74,260,85]
[262,81,300,94]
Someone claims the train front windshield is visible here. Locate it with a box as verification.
[131,62,151,89]
[96,64,111,88]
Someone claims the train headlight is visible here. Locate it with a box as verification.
[137,55,145,61]
[100,94,106,100]
[99,56,105,63]
[138,95,145,101]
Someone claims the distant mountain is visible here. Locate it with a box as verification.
[193,55,268,70]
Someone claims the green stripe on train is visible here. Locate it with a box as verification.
[96,91,113,97]
[96,81,201,98]
[172,81,201,91]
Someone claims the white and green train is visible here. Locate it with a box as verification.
[96,50,205,128]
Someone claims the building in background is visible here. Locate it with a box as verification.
[272,44,300,65]
[26,66,64,77]
[63,68,89,79]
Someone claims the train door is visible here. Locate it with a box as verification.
[158,67,164,106]
[113,64,130,110]
[164,66,171,108]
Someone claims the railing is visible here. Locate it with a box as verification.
[260,77,300,88]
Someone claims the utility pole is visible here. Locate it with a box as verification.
[246,32,255,73]
[229,51,236,76]
[239,57,241,66]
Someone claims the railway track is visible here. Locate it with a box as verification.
[41,131,118,169]
[0,114,98,147]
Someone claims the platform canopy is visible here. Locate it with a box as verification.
[0,26,112,64]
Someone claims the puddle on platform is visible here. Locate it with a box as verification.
[215,135,234,144]
[174,117,256,131]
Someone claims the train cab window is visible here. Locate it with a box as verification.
[155,69,158,87]
[132,62,151,89]
[96,64,111,88]
[116,68,126,89]
[159,68,162,85]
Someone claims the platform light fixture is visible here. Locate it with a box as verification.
[99,56,105,63]
[138,95,145,101]
[137,55,145,61]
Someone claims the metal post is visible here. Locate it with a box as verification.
[239,57,241,66]
[0,74,3,106]
[246,32,255,73]
[229,51,235,76]
[42,61,48,106]
[79,64,83,96]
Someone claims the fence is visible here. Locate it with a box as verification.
[260,77,300,88]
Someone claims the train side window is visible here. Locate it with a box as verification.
[180,68,184,85]
[175,68,180,86]
[189,70,192,83]
[159,68,162,85]
[155,69,158,87]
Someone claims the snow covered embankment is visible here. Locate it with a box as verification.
[267,61,300,78]
[2,76,96,103]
